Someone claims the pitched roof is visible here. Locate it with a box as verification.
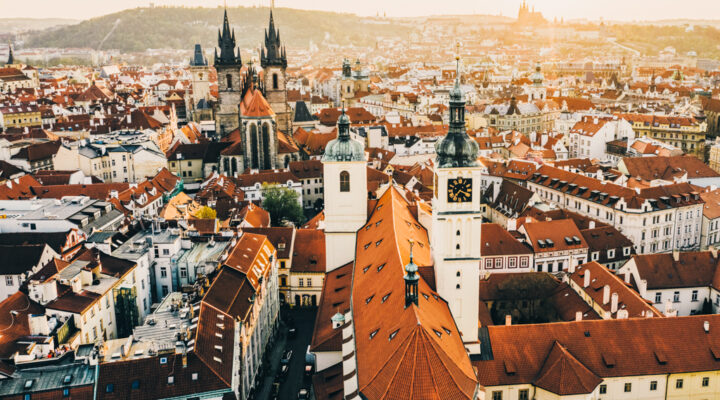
[351,187,477,399]
[522,219,587,253]
[310,262,353,353]
[480,224,533,256]
[533,341,603,395]
[475,315,720,389]
[240,88,274,118]
[630,251,720,290]
[621,156,719,180]
[292,229,325,273]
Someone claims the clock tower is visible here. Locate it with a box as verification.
[432,50,482,354]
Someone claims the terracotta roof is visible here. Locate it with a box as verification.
[533,341,603,395]
[240,88,274,118]
[238,203,270,228]
[243,227,294,259]
[289,159,323,179]
[310,262,353,353]
[0,291,45,358]
[475,315,720,390]
[621,156,719,181]
[11,140,61,162]
[351,187,477,399]
[630,251,720,290]
[480,224,533,256]
[522,219,587,253]
[570,262,662,318]
[0,175,41,200]
[292,229,325,273]
[223,232,273,290]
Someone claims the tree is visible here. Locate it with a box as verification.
[262,184,304,227]
[195,206,217,219]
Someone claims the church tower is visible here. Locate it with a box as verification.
[322,108,367,272]
[261,9,291,136]
[214,8,244,136]
[6,42,14,66]
[528,61,546,100]
[189,44,211,120]
[240,68,278,171]
[432,50,482,354]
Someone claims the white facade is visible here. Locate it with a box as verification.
[323,159,367,272]
[432,166,483,354]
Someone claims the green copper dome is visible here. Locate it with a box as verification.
[435,56,478,168]
[322,108,365,162]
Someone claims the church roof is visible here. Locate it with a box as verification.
[240,88,274,118]
[351,187,478,399]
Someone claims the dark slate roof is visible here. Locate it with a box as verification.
[0,361,96,396]
[0,244,47,275]
[293,101,314,122]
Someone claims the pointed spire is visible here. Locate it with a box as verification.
[338,101,350,140]
[261,6,287,69]
[7,42,14,65]
[216,5,240,66]
[435,44,479,168]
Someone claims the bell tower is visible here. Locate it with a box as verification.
[214,8,244,137]
[261,8,291,136]
[322,107,367,271]
[189,44,210,117]
[432,47,482,355]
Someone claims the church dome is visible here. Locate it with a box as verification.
[322,109,365,162]
[531,62,544,85]
[435,131,479,168]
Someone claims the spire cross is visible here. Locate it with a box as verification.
[455,42,461,85]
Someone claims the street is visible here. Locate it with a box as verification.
[256,307,317,400]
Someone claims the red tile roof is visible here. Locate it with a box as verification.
[351,187,477,399]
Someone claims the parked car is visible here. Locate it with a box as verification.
[288,326,297,339]
[270,383,281,400]
[281,349,293,365]
[304,364,313,381]
[279,365,290,381]
[297,388,310,399]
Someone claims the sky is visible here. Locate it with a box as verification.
[5,0,720,21]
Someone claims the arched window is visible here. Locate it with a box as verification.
[226,74,233,89]
[250,124,259,169]
[262,123,272,170]
[340,171,350,192]
[272,73,279,90]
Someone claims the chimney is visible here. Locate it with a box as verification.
[711,246,718,259]
[624,271,631,284]
[603,285,611,305]
[594,117,599,124]
[568,258,577,274]
[583,270,591,288]
[611,292,619,313]
[589,220,595,229]
[704,320,710,333]
[575,311,582,321]
[505,314,512,326]
[672,251,679,262]
[507,218,517,232]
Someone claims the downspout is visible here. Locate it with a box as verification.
[93,360,99,400]
[664,373,670,400]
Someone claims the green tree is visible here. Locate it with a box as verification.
[195,206,217,219]
[262,184,304,227]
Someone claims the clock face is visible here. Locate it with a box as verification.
[447,177,472,203]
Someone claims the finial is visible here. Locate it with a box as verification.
[341,99,346,114]
[455,42,461,84]
[408,239,414,263]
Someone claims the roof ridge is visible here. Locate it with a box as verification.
[420,326,472,399]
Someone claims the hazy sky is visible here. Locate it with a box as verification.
[5,0,720,21]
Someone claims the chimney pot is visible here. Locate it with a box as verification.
[583,270,591,288]
[704,320,710,333]
[575,311,582,321]
[505,315,512,326]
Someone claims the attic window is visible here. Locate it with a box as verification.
[711,345,720,360]
[63,375,72,385]
[504,359,516,375]
[24,379,34,389]
[365,225,371,230]
[375,220,383,227]
[382,293,391,303]
[364,243,371,250]
[363,265,371,273]
[422,293,429,300]
[389,329,399,340]
[377,263,386,272]
[370,329,379,339]
[376,239,383,247]
[443,327,451,335]
[433,329,442,338]
[432,294,439,301]
[366,295,374,304]
[417,242,424,248]
[160,357,168,365]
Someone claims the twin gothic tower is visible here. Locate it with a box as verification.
[213,8,291,170]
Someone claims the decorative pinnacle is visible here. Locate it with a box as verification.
[455,42,461,85]
[408,239,415,263]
